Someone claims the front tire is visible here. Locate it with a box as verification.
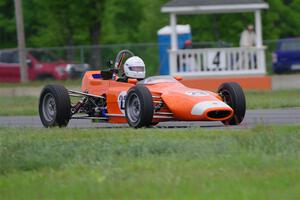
[218,82,246,125]
[39,84,71,127]
[125,85,154,128]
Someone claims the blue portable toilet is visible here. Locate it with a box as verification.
[157,25,192,75]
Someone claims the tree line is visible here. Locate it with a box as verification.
[0,0,299,49]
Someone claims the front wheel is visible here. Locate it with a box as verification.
[39,84,71,127]
[125,85,154,128]
[218,82,246,125]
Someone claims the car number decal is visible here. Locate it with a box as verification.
[185,91,209,96]
[118,91,127,113]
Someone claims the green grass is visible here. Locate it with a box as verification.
[246,89,300,109]
[0,96,38,116]
[0,79,81,88]
[0,89,299,116]
[0,125,300,199]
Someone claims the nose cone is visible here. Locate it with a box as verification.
[161,92,233,121]
[192,101,234,121]
[191,101,230,115]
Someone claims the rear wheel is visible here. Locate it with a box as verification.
[218,82,246,125]
[125,85,154,128]
[39,84,71,127]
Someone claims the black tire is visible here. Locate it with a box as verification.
[39,84,71,127]
[125,85,154,128]
[218,82,246,125]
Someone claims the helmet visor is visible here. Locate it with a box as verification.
[129,66,144,72]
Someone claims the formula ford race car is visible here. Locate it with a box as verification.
[39,50,246,128]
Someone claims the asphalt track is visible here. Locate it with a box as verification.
[0,108,299,129]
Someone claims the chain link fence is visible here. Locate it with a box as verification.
[26,41,236,76]
[0,40,278,78]
[27,43,160,76]
[264,40,278,74]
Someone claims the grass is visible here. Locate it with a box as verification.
[0,96,38,116]
[245,89,300,109]
[0,89,299,116]
[0,79,81,88]
[0,125,300,199]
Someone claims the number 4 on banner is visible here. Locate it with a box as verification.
[208,51,226,71]
[213,52,221,68]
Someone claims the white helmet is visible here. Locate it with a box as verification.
[124,56,146,79]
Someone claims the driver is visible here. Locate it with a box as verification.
[119,56,145,82]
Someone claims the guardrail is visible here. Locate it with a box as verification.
[169,47,266,76]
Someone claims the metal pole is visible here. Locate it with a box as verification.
[14,0,28,82]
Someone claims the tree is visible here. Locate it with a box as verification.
[28,0,107,67]
[1,0,300,50]
[83,0,106,67]
[0,0,17,48]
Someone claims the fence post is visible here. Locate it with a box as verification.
[80,47,84,63]
[14,0,28,82]
[169,50,177,75]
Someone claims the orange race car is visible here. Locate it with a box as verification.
[39,50,246,128]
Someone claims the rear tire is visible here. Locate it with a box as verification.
[39,84,71,127]
[125,85,154,128]
[218,82,246,125]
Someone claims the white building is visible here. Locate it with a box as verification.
[161,0,269,77]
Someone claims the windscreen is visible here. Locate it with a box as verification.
[138,76,178,85]
[280,39,300,51]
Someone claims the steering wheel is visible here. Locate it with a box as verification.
[114,49,135,71]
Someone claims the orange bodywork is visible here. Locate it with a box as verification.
[81,71,234,124]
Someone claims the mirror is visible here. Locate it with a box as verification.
[26,59,32,67]
[128,78,138,84]
[174,76,183,81]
